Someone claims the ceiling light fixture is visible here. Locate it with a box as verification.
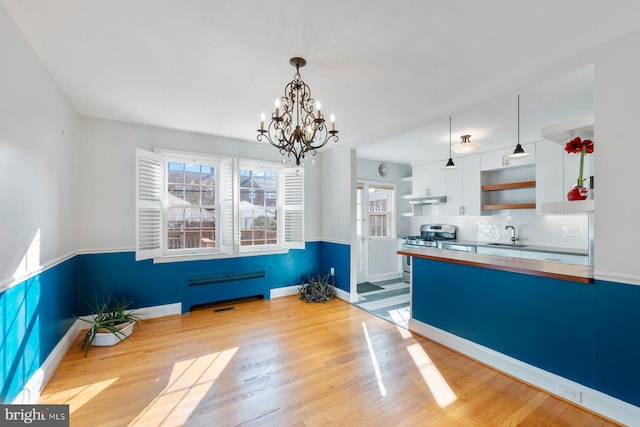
[451,134,480,154]
[257,57,339,166]
[509,94,530,158]
[443,117,458,169]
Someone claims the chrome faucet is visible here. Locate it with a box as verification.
[505,225,519,245]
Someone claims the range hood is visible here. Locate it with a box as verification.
[408,195,447,205]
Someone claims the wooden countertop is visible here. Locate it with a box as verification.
[398,247,594,284]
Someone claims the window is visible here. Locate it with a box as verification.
[239,165,278,247]
[166,161,217,252]
[368,185,393,238]
[135,149,304,262]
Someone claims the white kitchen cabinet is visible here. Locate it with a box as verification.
[535,140,564,214]
[521,250,588,265]
[480,143,536,171]
[476,246,522,257]
[437,154,481,218]
[412,161,447,197]
[411,163,428,198]
[461,154,481,215]
[427,161,447,196]
[444,160,462,217]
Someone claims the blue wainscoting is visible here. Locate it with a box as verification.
[319,241,350,292]
[0,257,78,403]
[76,243,322,314]
[0,240,349,403]
[411,257,640,408]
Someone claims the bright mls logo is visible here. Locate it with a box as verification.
[0,405,69,426]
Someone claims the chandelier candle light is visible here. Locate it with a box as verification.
[564,136,594,201]
[258,57,339,166]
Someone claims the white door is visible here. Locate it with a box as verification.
[356,185,367,284]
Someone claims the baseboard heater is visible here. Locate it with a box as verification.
[185,270,267,313]
[188,270,265,287]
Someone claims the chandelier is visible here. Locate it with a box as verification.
[257,57,339,166]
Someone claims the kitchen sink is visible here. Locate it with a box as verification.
[486,243,528,248]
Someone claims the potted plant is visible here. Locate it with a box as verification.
[299,273,336,303]
[564,136,594,200]
[78,296,141,356]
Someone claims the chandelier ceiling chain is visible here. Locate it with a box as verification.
[257,57,339,166]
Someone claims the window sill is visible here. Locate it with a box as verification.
[153,248,291,264]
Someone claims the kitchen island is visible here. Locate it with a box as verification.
[398,247,639,424]
[398,246,593,283]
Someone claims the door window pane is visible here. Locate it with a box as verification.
[369,186,392,238]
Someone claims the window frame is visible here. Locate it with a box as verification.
[135,148,304,263]
[237,160,281,251]
[163,153,220,256]
[367,184,396,240]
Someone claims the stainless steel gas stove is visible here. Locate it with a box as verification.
[401,224,456,248]
[401,224,456,282]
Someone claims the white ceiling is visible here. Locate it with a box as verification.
[3,0,640,165]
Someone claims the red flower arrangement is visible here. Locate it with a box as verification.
[564,136,594,189]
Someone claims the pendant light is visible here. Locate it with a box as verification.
[443,117,458,169]
[509,94,530,158]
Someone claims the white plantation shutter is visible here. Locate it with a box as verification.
[282,167,304,249]
[219,157,237,254]
[135,149,163,260]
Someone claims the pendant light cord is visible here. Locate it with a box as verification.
[517,94,520,145]
[449,117,452,151]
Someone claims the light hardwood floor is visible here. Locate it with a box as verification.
[40,296,619,426]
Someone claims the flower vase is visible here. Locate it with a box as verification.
[567,185,588,201]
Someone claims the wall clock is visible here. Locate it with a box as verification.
[378,163,387,177]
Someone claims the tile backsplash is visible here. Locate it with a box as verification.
[411,211,589,249]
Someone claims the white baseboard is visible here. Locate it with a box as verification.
[270,285,300,298]
[12,302,182,405]
[134,302,182,319]
[594,270,640,286]
[333,286,350,302]
[409,318,640,427]
[12,319,83,405]
[271,285,350,303]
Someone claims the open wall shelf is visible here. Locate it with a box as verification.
[482,203,537,211]
[482,181,536,192]
[481,165,537,212]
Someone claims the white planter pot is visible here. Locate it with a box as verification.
[92,322,134,347]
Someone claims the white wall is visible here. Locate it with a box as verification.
[318,145,355,244]
[0,4,79,287]
[76,116,322,252]
[593,29,640,284]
